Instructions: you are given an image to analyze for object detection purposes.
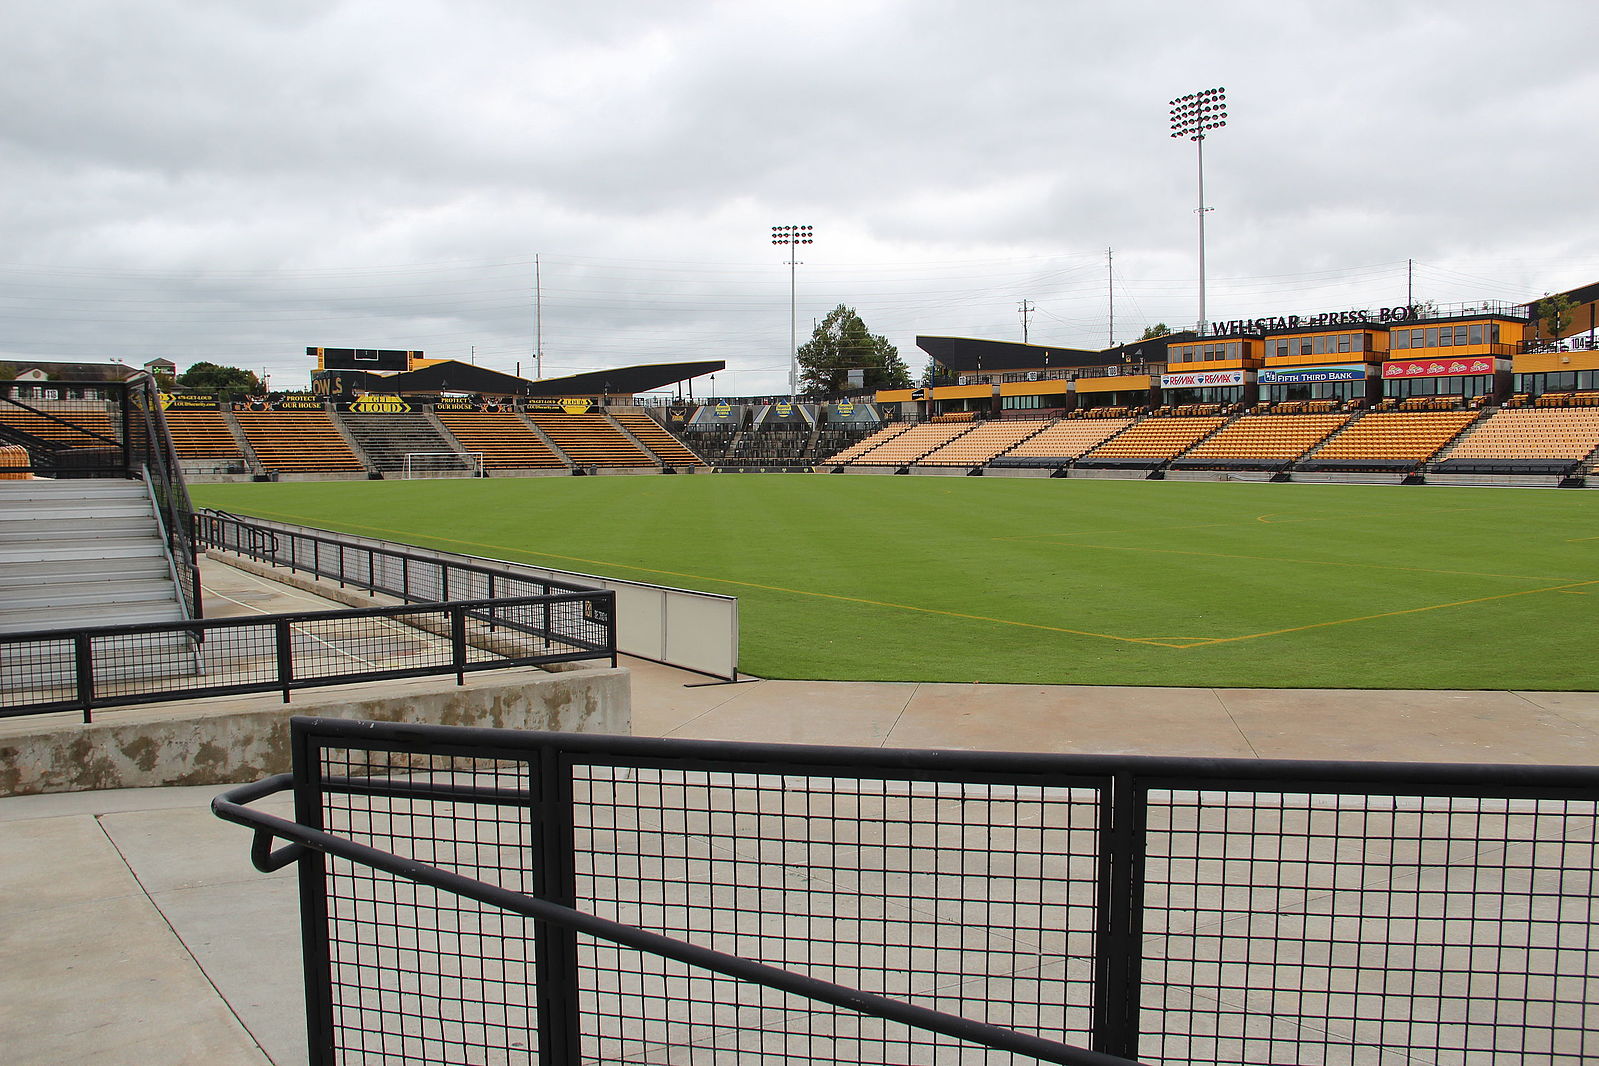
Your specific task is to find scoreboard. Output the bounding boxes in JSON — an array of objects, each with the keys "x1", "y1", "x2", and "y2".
[{"x1": 307, "y1": 348, "x2": 419, "y2": 372}]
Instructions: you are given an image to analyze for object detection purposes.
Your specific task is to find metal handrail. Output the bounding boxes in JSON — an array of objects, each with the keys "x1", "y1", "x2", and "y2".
[
  {"x1": 0, "y1": 588, "x2": 616, "y2": 721},
  {"x1": 214, "y1": 717, "x2": 1599, "y2": 1066},
  {"x1": 214, "y1": 772, "x2": 1142, "y2": 1066}
]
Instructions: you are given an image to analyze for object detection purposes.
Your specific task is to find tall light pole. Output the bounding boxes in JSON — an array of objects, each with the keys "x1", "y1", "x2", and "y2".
[
  {"x1": 771, "y1": 225, "x2": 813, "y2": 400},
  {"x1": 1170, "y1": 87, "x2": 1226, "y2": 335}
]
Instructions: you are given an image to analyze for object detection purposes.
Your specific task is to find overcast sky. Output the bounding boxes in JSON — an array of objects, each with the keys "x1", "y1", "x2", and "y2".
[{"x1": 3, "y1": 0, "x2": 1596, "y2": 395}]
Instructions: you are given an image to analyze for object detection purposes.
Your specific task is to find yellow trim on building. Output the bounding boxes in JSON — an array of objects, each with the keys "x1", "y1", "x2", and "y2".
[{"x1": 1076, "y1": 375, "x2": 1150, "y2": 393}]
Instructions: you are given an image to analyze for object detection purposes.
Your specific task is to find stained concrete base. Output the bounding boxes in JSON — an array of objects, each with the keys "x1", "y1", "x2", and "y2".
[{"x1": 0, "y1": 666, "x2": 628, "y2": 796}]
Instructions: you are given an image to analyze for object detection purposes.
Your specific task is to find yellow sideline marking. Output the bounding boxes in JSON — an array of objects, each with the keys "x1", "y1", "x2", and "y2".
[
  {"x1": 1035, "y1": 542, "x2": 1576, "y2": 584},
  {"x1": 238, "y1": 512, "x2": 1179, "y2": 647},
  {"x1": 234, "y1": 510, "x2": 1596, "y2": 653},
  {"x1": 1174, "y1": 579, "x2": 1599, "y2": 649}
]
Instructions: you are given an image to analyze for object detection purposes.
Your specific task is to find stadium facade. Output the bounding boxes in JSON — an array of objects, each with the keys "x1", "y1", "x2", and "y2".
[{"x1": 889, "y1": 282, "x2": 1599, "y2": 421}]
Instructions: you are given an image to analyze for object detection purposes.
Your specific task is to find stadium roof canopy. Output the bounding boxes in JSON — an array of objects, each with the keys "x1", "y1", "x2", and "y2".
[
  {"x1": 916, "y1": 336, "x2": 1109, "y2": 373},
  {"x1": 323, "y1": 359, "x2": 724, "y2": 397}
]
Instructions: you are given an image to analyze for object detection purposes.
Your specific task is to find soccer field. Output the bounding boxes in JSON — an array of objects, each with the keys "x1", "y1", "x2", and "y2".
[{"x1": 190, "y1": 475, "x2": 1599, "y2": 690}]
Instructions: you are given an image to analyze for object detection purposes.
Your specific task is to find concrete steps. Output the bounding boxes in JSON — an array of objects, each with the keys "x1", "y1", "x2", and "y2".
[{"x1": 0, "y1": 479, "x2": 186, "y2": 636}]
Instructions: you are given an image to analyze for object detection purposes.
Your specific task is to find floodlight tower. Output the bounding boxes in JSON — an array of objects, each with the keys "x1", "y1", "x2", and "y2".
[
  {"x1": 771, "y1": 225, "x2": 813, "y2": 400},
  {"x1": 1170, "y1": 87, "x2": 1227, "y2": 335}
]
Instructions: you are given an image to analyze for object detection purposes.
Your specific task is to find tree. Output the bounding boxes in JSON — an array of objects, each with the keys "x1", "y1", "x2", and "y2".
[
  {"x1": 796, "y1": 305, "x2": 912, "y2": 394},
  {"x1": 177, "y1": 361, "x2": 262, "y2": 394},
  {"x1": 1139, "y1": 323, "x2": 1171, "y2": 340},
  {"x1": 1537, "y1": 292, "x2": 1575, "y2": 345}
]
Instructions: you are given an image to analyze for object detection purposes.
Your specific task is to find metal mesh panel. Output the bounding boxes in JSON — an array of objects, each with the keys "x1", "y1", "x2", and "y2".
[
  {"x1": 0, "y1": 636, "x2": 77, "y2": 714},
  {"x1": 1140, "y1": 789, "x2": 1599, "y2": 1066},
  {"x1": 289, "y1": 611, "x2": 455, "y2": 679},
  {"x1": 572, "y1": 764, "x2": 1100, "y2": 1064},
  {"x1": 318, "y1": 746, "x2": 541, "y2": 1065},
  {"x1": 222, "y1": 724, "x2": 1599, "y2": 1066}
]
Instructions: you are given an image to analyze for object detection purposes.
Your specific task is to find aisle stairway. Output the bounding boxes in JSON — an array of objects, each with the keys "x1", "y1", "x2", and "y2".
[{"x1": 0, "y1": 479, "x2": 187, "y2": 634}]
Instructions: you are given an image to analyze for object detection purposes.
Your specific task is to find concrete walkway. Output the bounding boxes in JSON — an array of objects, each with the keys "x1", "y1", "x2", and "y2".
[{"x1": 6, "y1": 559, "x2": 1599, "y2": 1064}]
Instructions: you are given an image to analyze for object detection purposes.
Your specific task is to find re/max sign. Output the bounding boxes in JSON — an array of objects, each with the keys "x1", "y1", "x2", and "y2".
[{"x1": 1209, "y1": 305, "x2": 1422, "y2": 336}]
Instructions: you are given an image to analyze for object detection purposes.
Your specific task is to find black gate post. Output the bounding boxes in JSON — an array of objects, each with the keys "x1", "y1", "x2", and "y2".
[
  {"x1": 532, "y1": 745, "x2": 583, "y2": 1065},
  {"x1": 291, "y1": 725, "x2": 339, "y2": 1065},
  {"x1": 1092, "y1": 770, "x2": 1147, "y2": 1061}
]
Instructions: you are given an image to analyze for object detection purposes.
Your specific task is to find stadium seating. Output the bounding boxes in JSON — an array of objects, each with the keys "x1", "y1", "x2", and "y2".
[
  {"x1": 342, "y1": 412, "x2": 469, "y2": 475},
  {"x1": 842, "y1": 422, "x2": 971, "y2": 466},
  {"x1": 823, "y1": 424, "x2": 911, "y2": 464},
  {"x1": 917, "y1": 419, "x2": 1050, "y2": 466},
  {"x1": 1300, "y1": 410, "x2": 1478, "y2": 470},
  {"x1": 993, "y1": 418, "x2": 1134, "y2": 466},
  {"x1": 527, "y1": 412, "x2": 655, "y2": 467},
  {"x1": 0, "y1": 443, "x2": 29, "y2": 478},
  {"x1": 232, "y1": 410, "x2": 366, "y2": 474},
  {"x1": 1173, "y1": 414, "x2": 1350, "y2": 470},
  {"x1": 1431, "y1": 407, "x2": 1599, "y2": 475},
  {"x1": 725, "y1": 425, "x2": 810, "y2": 465},
  {"x1": 434, "y1": 411, "x2": 566, "y2": 470},
  {"x1": 161, "y1": 410, "x2": 244, "y2": 461},
  {"x1": 1078, "y1": 416, "x2": 1226, "y2": 467},
  {"x1": 0, "y1": 405, "x2": 119, "y2": 450},
  {"x1": 609, "y1": 411, "x2": 706, "y2": 467}
]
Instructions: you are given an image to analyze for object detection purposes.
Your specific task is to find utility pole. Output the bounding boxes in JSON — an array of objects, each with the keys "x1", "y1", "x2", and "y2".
[
  {"x1": 1018, "y1": 300, "x2": 1036, "y2": 344},
  {"x1": 1407, "y1": 258, "x2": 1414, "y2": 309},
  {"x1": 1107, "y1": 248, "x2": 1115, "y2": 347},
  {"x1": 534, "y1": 255, "x2": 543, "y2": 380}
]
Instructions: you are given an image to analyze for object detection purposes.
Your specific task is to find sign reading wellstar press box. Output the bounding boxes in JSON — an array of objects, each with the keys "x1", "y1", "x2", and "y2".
[
  {"x1": 1381, "y1": 358, "x2": 1495, "y2": 379},
  {"x1": 1160, "y1": 369, "x2": 1246, "y2": 389}
]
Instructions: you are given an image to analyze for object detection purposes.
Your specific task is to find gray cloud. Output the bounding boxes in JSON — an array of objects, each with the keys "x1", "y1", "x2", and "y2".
[{"x1": 2, "y1": 0, "x2": 1595, "y2": 390}]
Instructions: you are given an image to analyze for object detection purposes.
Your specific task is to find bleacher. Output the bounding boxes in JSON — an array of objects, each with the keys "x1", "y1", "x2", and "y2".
[
  {"x1": 0, "y1": 404, "x2": 120, "y2": 451},
  {"x1": 918, "y1": 419, "x2": 1051, "y2": 467},
  {"x1": 1299, "y1": 411, "x2": 1479, "y2": 472},
  {"x1": 839, "y1": 422, "x2": 971, "y2": 466},
  {"x1": 1077, "y1": 416, "x2": 1227, "y2": 469},
  {"x1": 1172, "y1": 414, "x2": 1350, "y2": 471},
  {"x1": 810, "y1": 423, "x2": 881, "y2": 463},
  {"x1": 609, "y1": 411, "x2": 706, "y2": 467},
  {"x1": 161, "y1": 410, "x2": 243, "y2": 461},
  {"x1": 988, "y1": 418, "x2": 1135, "y2": 469},
  {"x1": 725, "y1": 425, "x2": 811, "y2": 466},
  {"x1": 1431, "y1": 407, "x2": 1599, "y2": 477},
  {"x1": 526, "y1": 412, "x2": 655, "y2": 468},
  {"x1": 144, "y1": 394, "x2": 1599, "y2": 486},
  {"x1": 433, "y1": 411, "x2": 566, "y2": 471},
  {"x1": 822, "y1": 424, "x2": 911, "y2": 465},
  {"x1": 232, "y1": 410, "x2": 366, "y2": 474}
]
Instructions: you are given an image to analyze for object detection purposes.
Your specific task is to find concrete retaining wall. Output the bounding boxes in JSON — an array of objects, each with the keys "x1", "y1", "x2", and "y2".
[{"x1": 0, "y1": 666, "x2": 629, "y2": 796}]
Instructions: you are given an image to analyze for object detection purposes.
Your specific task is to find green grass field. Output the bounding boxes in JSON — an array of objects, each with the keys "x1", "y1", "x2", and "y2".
[{"x1": 190, "y1": 475, "x2": 1599, "y2": 690}]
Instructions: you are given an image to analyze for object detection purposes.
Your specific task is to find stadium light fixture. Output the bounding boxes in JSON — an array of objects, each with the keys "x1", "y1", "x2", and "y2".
[
  {"x1": 1169, "y1": 87, "x2": 1227, "y2": 335},
  {"x1": 771, "y1": 225, "x2": 814, "y2": 401}
]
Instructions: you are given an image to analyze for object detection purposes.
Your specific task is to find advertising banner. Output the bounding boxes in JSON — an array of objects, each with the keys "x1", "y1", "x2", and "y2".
[
  {"x1": 1382, "y1": 358, "x2": 1494, "y2": 379},
  {"x1": 1160, "y1": 369, "x2": 1246, "y2": 389},
  {"x1": 1258, "y1": 365, "x2": 1366, "y2": 384},
  {"x1": 241, "y1": 392, "x2": 322, "y2": 411},
  {"x1": 160, "y1": 391, "x2": 221, "y2": 410},
  {"x1": 525, "y1": 397, "x2": 594, "y2": 414},
  {"x1": 349, "y1": 394, "x2": 411, "y2": 413}
]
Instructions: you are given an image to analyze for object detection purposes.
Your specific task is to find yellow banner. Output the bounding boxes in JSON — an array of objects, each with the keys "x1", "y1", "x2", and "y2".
[{"x1": 350, "y1": 394, "x2": 412, "y2": 413}]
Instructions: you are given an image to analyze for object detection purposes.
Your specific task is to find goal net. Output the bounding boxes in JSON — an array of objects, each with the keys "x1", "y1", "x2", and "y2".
[{"x1": 402, "y1": 452, "x2": 485, "y2": 479}]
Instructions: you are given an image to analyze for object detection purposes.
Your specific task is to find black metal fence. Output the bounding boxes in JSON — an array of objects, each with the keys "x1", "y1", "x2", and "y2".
[
  {"x1": 1, "y1": 375, "x2": 201, "y2": 619},
  {"x1": 0, "y1": 587, "x2": 615, "y2": 721},
  {"x1": 216, "y1": 717, "x2": 1599, "y2": 1066},
  {"x1": 195, "y1": 509, "x2": 599, "y2": 609}
]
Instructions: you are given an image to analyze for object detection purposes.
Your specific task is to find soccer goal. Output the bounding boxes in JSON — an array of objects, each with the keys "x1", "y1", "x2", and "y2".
[{"x1": 402, "y1": 452, "x2": 486, "y2": 479}]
